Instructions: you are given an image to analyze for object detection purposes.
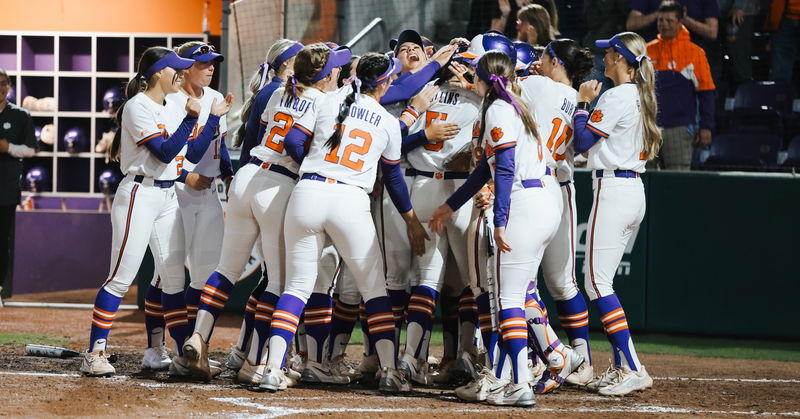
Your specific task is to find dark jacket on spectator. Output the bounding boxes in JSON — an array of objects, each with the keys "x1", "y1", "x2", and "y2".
[{"x1": 583, "y1": 0, "x2": 630, "y2": 53}]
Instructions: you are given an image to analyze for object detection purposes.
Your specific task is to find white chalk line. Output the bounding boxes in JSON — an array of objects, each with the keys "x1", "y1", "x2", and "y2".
[{"x1": 655, "y1": 376, "x2": 800, "y2": 384}]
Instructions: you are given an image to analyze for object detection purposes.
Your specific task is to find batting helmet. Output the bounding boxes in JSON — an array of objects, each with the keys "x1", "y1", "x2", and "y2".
[
  {"x1": 98, "y1": 169, "x2": 120, "y2": 193},
  {"x1": 461, "y1": 31, "x2": 516, "y2": 62},
  {"x1": 25, "y1": 166, "x2": 50, "y2": 193},
  {"x1": 102, "y1": 86, "x2": 124, "y2": 114},
  {"x1": 513, "y1": 42, "x2": 539, "y2": 76},
  {"x1": 63, "y1": 127, "x2": 86, "y2": 153}
]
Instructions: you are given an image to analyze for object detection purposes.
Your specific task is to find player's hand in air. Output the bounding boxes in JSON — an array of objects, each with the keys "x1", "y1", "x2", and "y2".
[
  {"x1": 430, "y1": 44, "x2": 457, "y2": 67},
  {"x1": 211, "y1": 93, "x2": 234, "y2": 116},
  {"x1": 402, "y1": 210, "x2": 430, "y2": 256},
  {"x1": 408, "y1": 85, "x2": 440, "y2": 114},
  {"x1": 185, "y1": 173, "x2": 213, "y2": 191},
  {"x1": 185, "y1": 98, "x2": 202, "y2": 118},
  {"x1": 529, "y1": 60, "x2": 543, "y2": 75},
  {"x1": 494, "y1": 226, "x2": 512, "y2": 252},
  {"x1": 578, "y1": 80, "x2": 602, "y2": 103},
  {"x1": 428, "y1": 204, "x2": 454, "y2": 233}
]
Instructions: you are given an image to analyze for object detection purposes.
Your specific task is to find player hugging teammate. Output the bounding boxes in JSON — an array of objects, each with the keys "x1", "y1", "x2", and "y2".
[{"x1": 80, "y1": 27, "x2": 660, "y2": 406}]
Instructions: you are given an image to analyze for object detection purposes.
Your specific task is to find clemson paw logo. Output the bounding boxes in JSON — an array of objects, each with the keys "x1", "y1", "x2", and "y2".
[
  {"x1": 590, "y1": 110, "x2": 604, "y2": 123},
  {"x1": 490, "y1": 127, "x2": 504, "y2": 142}
]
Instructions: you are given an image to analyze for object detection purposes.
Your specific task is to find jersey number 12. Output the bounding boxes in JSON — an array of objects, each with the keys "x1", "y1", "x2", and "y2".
[{"x1": 324, "y1": 124, "x2": 372, "y2": 171}]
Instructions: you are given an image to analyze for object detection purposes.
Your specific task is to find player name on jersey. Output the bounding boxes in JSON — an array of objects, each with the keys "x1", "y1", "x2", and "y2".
[
  {"x1": 278, "y1": 94, "x2": 312, "y2": 113},
  {"x1": 433, "y1": 90, "x2": 461, "y2": 106},
  {"x1": 338, "y1": 103, "x2": 382, "y2": 127}
]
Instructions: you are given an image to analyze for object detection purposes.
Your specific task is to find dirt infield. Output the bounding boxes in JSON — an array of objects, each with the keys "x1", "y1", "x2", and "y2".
[{"x1": 1, "y1": 303, "x2": 799, "y2": 418}]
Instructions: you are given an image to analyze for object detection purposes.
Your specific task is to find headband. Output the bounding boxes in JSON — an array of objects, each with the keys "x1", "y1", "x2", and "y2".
[
  {"x1": 475, "y1": 65, "x2": 523, "y2": 116},
  {"x1": 142, "y1": 51, "x2": 195, "y2": 80},
  {"x1": 363, "y1": 57, "x2": 402, "y2": 88},
  {"x1": 259, "y1": 42, "x2": 303, "y2": 89},
  {"x1": 596, "y1": 35, "x2": 649, "y2": 68},
  {"x1": 546, "y1": 43, "x2": 564, "y2": 66}
]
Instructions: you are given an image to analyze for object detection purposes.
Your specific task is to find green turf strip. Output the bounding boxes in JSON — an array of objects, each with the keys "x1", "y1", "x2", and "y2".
[{"x1": 0, "y1": 333, "x2": 69, "y2": 347}]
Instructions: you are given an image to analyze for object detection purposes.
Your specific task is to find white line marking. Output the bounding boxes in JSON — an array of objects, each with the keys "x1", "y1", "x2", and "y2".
[
  {"x1": 655, "y1": 376, "x2": 800, "y2": 384},
  {"x1": 0, "y1": 371, "x2": 82, "y2": 378}
]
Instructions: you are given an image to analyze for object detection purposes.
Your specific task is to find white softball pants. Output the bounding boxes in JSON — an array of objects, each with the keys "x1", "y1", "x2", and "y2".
[
  {"x1": 540, "y1": 180, "x2": 580, "y2": 301},
  {"x1": 375, "y1": 174, "x2": 416, "y2": 292},
  {"x1": 175, "y1": 182, "x2": 224, "y2": 290}
]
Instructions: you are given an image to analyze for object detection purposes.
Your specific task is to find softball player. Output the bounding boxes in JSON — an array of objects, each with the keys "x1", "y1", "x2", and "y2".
[
  {"x1": 80, "y1": 47, "x2": 198, "y2": 377},
  {"x1": 518, "y1": 39, "x2": 597, "y2": 388},
  {"x1": 572, "y1": 32, "x2": 660, "y2": 396},
  {"x1": 181, "y1": 43, "x2": 351, "y2": 381},
  {"x1": 429, "y1": 51, "x2": 578, "y2": 406},
  {"x1": 259, "y1": 53, "x2": 428, "y2": 394}
]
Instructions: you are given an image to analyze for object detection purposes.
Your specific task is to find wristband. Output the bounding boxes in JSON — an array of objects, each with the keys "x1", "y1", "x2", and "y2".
[{"x1": 577, "y1": 101, "x2": 590, "y2": 111}]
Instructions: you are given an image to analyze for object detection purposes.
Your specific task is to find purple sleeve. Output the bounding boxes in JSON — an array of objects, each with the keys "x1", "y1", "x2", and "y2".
[
  {"x1": 144, "y1": 115, "x2": 196, "y2": 164},
  {"x1": 399, "y1": 120, "x2": 408, "y2": 137},
  {"x1": 491, "y1": 146, "x2": 514, "y2": 228},
  {"x1": 242, "y1": 80, "x2": 282, "y2": 166},
  {"x1": 380, "y1": 61, "x2": 442, "y2": 105},
  {"x1": 285, "y1": 125, "x2": 311, "y2": 165},
  {"x1": 402, "y1": 129, "x2": 429, "y2": 154},
  {"x1": 698, "y1": 90, "x2": 716, "y2": 132},
  {"x1": 445, "y1": 157, "x2": 492, "y2": 210},
  {"x1": 186, "y1": 114, "x2": 221, "y2": 163},
  {"x1": 380, "y1": 161, "x2": 413, "y2": 213},
  {"x1": 573, "y1": 109, "x2": 603, "y2": 154},
  {"x1": 218, "y1": 135, "x2": 234, "y2": 178}
]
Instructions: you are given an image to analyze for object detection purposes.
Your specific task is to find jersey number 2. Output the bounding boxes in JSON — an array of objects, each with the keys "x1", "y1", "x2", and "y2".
[
  {"x1": 324, "y1": 124, "x2": 372, "y2": 171},
  {"x1": 546, "y1": 118, "x2": 573, "y2": 161},
  {"x1": 264, "y1": 112, "x2": 293, "y2": 153}
]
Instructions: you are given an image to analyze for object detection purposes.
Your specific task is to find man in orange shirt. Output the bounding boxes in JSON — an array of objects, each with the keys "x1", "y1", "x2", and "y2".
[
  {"x1": 646, "y1": 1, "x2": 716, "y2": 170},
  {"x1": 766, "y1": 0, "x2": 800, "y2": 85}
]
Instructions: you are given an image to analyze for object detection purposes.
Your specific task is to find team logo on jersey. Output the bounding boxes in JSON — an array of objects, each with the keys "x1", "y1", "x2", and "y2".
[
  {"x1": 490, "y1": 127, "x2": 504, "y2": 142},
  {"x1": 2, "y1": 122, "x2": 10, "y2": 130},
  {"x1": 590, "y1": 110, "x2": 604, "y2": 123}
]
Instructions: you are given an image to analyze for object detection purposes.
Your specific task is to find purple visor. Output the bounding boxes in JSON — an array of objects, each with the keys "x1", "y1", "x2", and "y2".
[
  {"x1": 596, "y1": 35, "x2": 639, "y2": 66},
  {"x1": 364, "y1": 57, "x2": 402, "y2": 87},
  {"x1": 310, "y1": 44, "x2": 353, "y2": 83},
  {"x1": 181, "y1": 43, "x2": 224, "y2": 63},
  {"x1": 143, "y1": 51, "x2": 195, "y2": 80}
]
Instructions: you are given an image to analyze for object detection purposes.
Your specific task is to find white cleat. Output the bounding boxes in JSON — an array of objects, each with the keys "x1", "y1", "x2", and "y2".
[
  {"x1": 141, "y1": 345, "x2": 171, "y2": 370},
  {"x1": 329, "y1": 354, "x2": 361, "y2": 381},
  {"x1": 598, "y1": 365, "x2": 653, "y2": 396},
  {"x1": 398, "y1": 352, "x2": 434, "y2": 386},
  {"x1": 486, "y1": 381, "x2": 536, "y2": 407},
  {"x1": 301, "y1": 360, "x2": 351, "y2": 384},
  {"x1": 455, "y1": 367, "x2": 509, "y2": 402},
  {"x1": 283, "y1": 367, "x2": 300, "y2": 387},
  {"x1": 237, "y1": 360, "x2": 266, "y2": 386},
  {"x1": 259, "y1": 367, "x2": 288, "y2": 392},
  {"x1": 535, "y1": 346, "x2": 585, "y2": 394},
  {"x1": 181, "y1": 332, "x2": 211, "y2": 379},
  {"x1": 80, "y1": 350, "x2": 115, "y2": 377},
  {"x1": 226, "y1": 346, "x2": 247, "y2": 371},
  {"x1": 378, "y1": 366, "x2": 413, "y2": 393},
  {"x1": 565, "y1": 361, "x2": 594, "y2": 386},
  {"x1": 587, "y1": 364, "x2": 622, "y2": 391},
  {"x1": 169, "y1": 355, "x2": 222, "y2": 379}
]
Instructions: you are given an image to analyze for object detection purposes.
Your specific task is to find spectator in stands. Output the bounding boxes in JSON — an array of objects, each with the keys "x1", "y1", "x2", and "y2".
[
  {"x1": 530, "y1": 0, "x2": 560, "y2": 36},
  {"x1": 766, "y1": 0, "x2": 800, "y2": 85},
  {"x1": 647, "y1": 1, "x2": 716, "y2": 170},
  {"x1": 516, "y1": 3, "x2": 555, "y2": 46},
  {"x1": 627, "y1": 0, "x2": 720, "y2": 48},
  {"x1": 0, "y1": 69, "x2": 36, "y2": 305},
  {"x1": 583, "y1": 0, "x2": 630, "y2": 100},
  {"x1": 718, "y1": 0, "x2": 760, "y2": 91},
  {"x1": 467, "y1": 0, "x2": 533, "y2": 39}
]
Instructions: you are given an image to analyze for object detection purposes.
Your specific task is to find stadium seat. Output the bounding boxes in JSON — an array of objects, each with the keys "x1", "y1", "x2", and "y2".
[
  {"x1": 699, "y1": 133, "x2": 782, "y2": 171},
  {"x1": 733, "y1": 81, "x2": 794, "y2": 115}
]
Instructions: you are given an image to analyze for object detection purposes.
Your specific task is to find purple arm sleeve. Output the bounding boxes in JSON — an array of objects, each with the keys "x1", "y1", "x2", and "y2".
[
  {"x1": 402, "y1": 129, "x2": 429, "y2": 154},
  {"x1": 445, "y1": 157, "x2": 492, "y2": 211},
  {"x1": 573, "y1": 109, "x2": 603, "y2": 154},
  {"x1": 380, "y1": 61, "x2": 442, "y2": 105},
  {"x1": 491, "y1": 146, "x2": 514, "y2": 228},
  {"x1": 399, "y1": 120, "x2": 408, "y2": 137},
  {"x1": 380, "y1": 161, "x2": 413, "y2": 213},
  {"x1": 698, "y1": 90, "x2": 716, "y2": 132},
  {"x1": 218, "y1": 136, "x2": 234, "y2": 178},
  {"x1": 285, "y1": 125, "x2": 311, "y2": 164},
  {"x1": 144, "y1": 115, "x2": 196, "y2": 164},
  {"x1": 186, "y1": 114, "x2": 221, "y2": 163}
]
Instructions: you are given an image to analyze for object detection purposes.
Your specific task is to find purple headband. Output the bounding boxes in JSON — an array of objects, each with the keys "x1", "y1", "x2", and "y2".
[
  {"x1": 258, "y1": 42, "x2": 303, "y2": 90},
  {"x1": 288, "y1": 76, "x2": 298, "y2": 97},
  {"x1": 363, "y1": 57, "x2": 402, "y2": 88},
  {"x1": 475, "y1": 65, "x2": 523, "y2": 115},
  {"x1": 546, "y1": 43, "x2": 564, "y2": 66}
]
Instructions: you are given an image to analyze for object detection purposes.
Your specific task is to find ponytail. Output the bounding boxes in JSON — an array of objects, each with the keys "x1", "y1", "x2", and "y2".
[{"x1": 324, "y1": 86, "x2": 357, "y2": 150}]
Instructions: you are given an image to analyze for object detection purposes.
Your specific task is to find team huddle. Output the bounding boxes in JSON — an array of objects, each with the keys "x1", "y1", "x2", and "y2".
[{"x1": 79, "y1": 27, "x2": 662, "y2": 407}]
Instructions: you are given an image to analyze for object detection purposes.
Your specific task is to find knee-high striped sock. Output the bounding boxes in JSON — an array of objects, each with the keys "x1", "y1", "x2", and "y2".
[
  {"x1": 475, "y1": 292, "x2": 494, "y2": 361},
  {"x1": 303, "y1": 293, "x2": 333, "y2": 364},
  {"x1": 162, "y1": 291, "x2": 190, "y2": 356},
  {"x1": 266, "y1": 294, "x2": 305, "y2": 369},
  {"x1": 556, "y1": 293, "x2": 591, "y2": 365},
  {"x1": 236, "y1": 278, "x2": 269, "y2": 354},
  {"x1": 247, "y1": 290, "x2": 278, "y2": 365},
  {"x1": 441, "y1": 294, "x2": 460, "y2": 360},
  {"x1": 525, "y1": 293, "x2": 567, "y2": 367},
  {"x1": 89, "y1": 288, "x2": 122, "y2": 352},
  {"x1": 499, "y1": 308, "x2": 531, "y2": 384},
  {"x1": 195, "y1": 272, "x2": 234, "y2": 342},
  {"x1": 364, "y1": 295, "x2": 396, "y2": 370},
  {"x1": 387, "y1": 289, "x2": 409, "y2": 351},
  {"x1": 329, "y1": 297, "x2": 359, "y2": 360},
  {"x1": 404, "y1": 285, "x2": 438, "y2": 360},
  {"x1": 184, "y1": 286, "x2": 202, "y2": 331},
  {"x1": 458, "y1": 287, "x2": 479, "y2": 356},
  {"x1": 359, "y1": 301, "x2": 373, "y2": 357},
  {"x1": 595, "y1": 293, "x2": 641, "y2": 371},
  {"x1": 143, "y1": 284, "x2": 164, "y2": 349}
]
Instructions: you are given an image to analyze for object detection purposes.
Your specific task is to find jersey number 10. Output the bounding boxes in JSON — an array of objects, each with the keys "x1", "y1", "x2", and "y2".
[{"x1": 547, "y1": 117, "x2": 573, "y2": 161}]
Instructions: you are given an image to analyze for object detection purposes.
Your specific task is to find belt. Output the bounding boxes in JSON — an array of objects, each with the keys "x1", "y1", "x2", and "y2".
[
  {"x1": 133, "y1": 175, "x2": 176, "y2": 188},
  {"x1": 521, "y1": 179, "x2": 544, "y2": 188},
  {"x1": 559, "y1": 180, "x2": 572, "y2": 186},
  {"x1": 408, "y1": 168, "x2": 469, "y2": 180},
  {"x1": 594, "y1": 169, "x2": 640, "y2": 179},
  {"x1": 302, "y1": 173, "x2": 347, "y2": 185},
  {"x1": 250, "y1": 157, "x2": 298, "y2": 180}
]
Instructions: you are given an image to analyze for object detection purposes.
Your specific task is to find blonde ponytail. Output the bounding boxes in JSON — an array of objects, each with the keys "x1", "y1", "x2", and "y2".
[{"x1": 617, "y1": 32, "x2": 661, "y2": 160}]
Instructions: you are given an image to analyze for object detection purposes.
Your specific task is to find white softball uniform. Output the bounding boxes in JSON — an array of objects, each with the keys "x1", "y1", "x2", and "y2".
[
  {"x1": 520, "y1": 75, "x2": 581, "y2": 301},
  {"x1": 465, "y1": 122, "x2": 494, "y2": 295},
  {"x1": 584, "y1": 83, "x2": 647, "y2": 301},
  {"x1": 284, "y1": 93, "x2": 403, "y2": 304},
  {"x1": 407, "y1": 84, "x2": 481, "y2": 293},
  {"x1": 103, "y1": 93, "x2": 187, "y2": 297},
  {"x1": 164, "y1": 88, "x2": 228, "y2": 290}
]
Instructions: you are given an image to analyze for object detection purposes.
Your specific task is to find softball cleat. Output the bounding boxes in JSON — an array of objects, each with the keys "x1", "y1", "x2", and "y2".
[
  {"x1": 454, "y1": 367, "x2": 509, "y2": 402},
  {"x1": 535, "y1": 346, "x2": 585, "y2": 394},
  {"x1": 237, "y1": 360, "x2": 265, "y2": 386},
  {"x1": 398, "y1": 352, "x2": 434, "y2": 386},
  {"x1": 587, "y1": 365, "x2": 622, "y2": 391},
  {"x1": 565, "y1": 361, "x2": 594, "y2": 386},
  {"x1": 486, "y1": 381, "x2": 536, "y2": 407},
  {"x1": 80, "y1": 350, "x2": 115, "y2": 377},
  {"x1": 378, "y1": 367, "x2": 413, "y2": 393},
  {"x1": 356, "y1": 353, "x2": 380, "y2": 382},
  {"x1": 329, "y1": 354, "x2": 361, "y2": 381},
  {"x1": 258, "y1": 367, "x2": 288, "y2": 392},
  {"x1": 301, "y1": 360, "x2": 351, "y2": 385},
  {"x1": 141, "y1": 345, "x2": 171, "y2": 370},
  {"x1": 598, "y1": 365, "x2": 653, "y2": 396},
  {"x1": 225, "y1": 346, "x2": 246, "y2": 371},
  {"x1": 182, "y1": 332, "x2": 211, "y2": 379},
  {"x1": 169, "y1": 355, "x2": 221, "y2": 379}
]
